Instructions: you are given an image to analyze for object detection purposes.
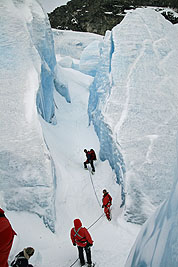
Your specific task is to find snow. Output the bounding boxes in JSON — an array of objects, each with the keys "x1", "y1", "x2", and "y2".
[{"x1": 1, "y1": 1, "x2": 178, "y2": 267}]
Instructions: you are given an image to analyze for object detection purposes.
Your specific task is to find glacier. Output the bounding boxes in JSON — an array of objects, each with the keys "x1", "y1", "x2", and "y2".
[
  {"x1": 87, "y1": 8, "x2": 178, "y2": 223},
  {"x1": 1, "y1": 0, "x2": 178, "y2": 266},
  {"x1": 125, "y1": 137, "x2": 178, "y2": 267},
  {"x1": 52, "y1": 29, "x2": 103, "y2": 60},
  {"x1": 0, "y1": 0, "x2": 57, "y2": 231}
]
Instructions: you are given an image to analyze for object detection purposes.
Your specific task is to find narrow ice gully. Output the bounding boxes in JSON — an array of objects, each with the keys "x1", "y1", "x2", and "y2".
[
  {"x1": 0, "y1": 1, "x2": 139, "y2": 266},
  {"x1": 39, "y1": 64, "x2": 140, "y2": 266},
  {"x1": 7, "y1": 51, "x2": 140, "y2": 267},
  {"x1": 4, "y1": 1, "x2": 178, "y2": 266}
]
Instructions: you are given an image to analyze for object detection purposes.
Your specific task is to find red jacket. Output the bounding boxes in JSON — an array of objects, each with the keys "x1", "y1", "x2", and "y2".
[
  {"x1": 102, "y1": 193, "x2": 112, "y2": 207},
  {"x1": 70, "y1": 219, "x2": 93, "y2": 247},
  {"x1": 0, "y1": 209, "x2": 16, "y2": 267}
]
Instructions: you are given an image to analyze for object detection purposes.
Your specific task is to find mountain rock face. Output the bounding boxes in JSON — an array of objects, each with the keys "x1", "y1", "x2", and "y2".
[{"x1": 48, "y1": 0, "x2": 178, "y2": 35}]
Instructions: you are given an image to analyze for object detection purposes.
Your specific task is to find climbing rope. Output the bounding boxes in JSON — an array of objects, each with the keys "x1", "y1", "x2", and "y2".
[
  {"x1": 88, "y1": 170, "x2": 101, "y2": 208},
  {"x1": 69, "y1": 258, "x2": 79, "y2": 267},
  {"x1": 87, "y1": 213, "x2": 105, "y2": 230}
]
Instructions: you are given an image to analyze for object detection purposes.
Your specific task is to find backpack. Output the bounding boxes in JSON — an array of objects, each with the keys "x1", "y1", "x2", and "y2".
[{"x1": 90, "y1": 149, "x2": 96, "y2": 160}]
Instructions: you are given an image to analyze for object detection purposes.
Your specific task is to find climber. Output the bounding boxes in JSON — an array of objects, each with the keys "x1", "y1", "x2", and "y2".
[
  {"x1": 83, "y1": 149, "x2": 96, "y2": 173},
  {"x1": 0, "y1": 208, "x2": 17, "y2": 267},
  {"x1": 70, "y1": 218, "x2": 93, "y2": 267},
  {"x1": 11, "y1": 247, "x2": 35, "y2": 267},
  {"x1": 102, "y1": 189, "x2": 112, "y2": 221}
]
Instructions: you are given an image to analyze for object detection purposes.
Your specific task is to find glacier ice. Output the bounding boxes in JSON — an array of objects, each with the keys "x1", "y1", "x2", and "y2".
[
  {"x1": 125, "y1": 136, "x2": 178, "y2": 267},
  {"x1": 53, "y1": 29, "x2": 103, "y2": 103},
  {"x1": 52, "y1": 29, "x2": 103, "y2": 60},
  {"x1": 27, "y1": 1, "x2": 57, "y2": 123},
  {"x1": 88, "y1": 30, "x2": 126, "y2": 206},
  {"x1": 88, "y1": 8, "x2": 178, "y2": 222},
  {"x1": 79, "y1": 40, "x2": 103, "y2": 76},
  {"x1": 0, "y1": 0, "x2": 57, "y2": 231}
]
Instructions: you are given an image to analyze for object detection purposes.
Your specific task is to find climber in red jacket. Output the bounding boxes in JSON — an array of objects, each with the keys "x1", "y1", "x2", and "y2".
[
  {"x1": 0, "y1": 208, "x2": 17, "y2": 267},
  {"x1": 70, "y1": 219, "x2": 93, "y2": 267},
  {"x1": 102, "y1": 189, "x2": 112, "y2": 221}
]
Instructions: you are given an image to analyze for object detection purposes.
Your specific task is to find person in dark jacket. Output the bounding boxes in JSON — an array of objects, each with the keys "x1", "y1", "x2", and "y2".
[
  {"x1": 11, "y1": 247, "x2": 34, "y2": 267},
  {"x1": 83, "y1": 149, "x2": 95, "y2": 173},
  {"x1": 70, "y1": 219, "x2": 93, "y2": 267},
  {"x1": 0, "y1": 208, "x2": 17, "y2": 267},
  {"x1": 102, "y1": 189, "x2": 112, "y2": 221}
]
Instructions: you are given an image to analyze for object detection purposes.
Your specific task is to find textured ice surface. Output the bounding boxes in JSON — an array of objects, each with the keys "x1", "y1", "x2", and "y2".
[
  {"x1": 88, "y1": 8, "x2": 178, "y2": 223},
  {"x1": 126, "y1": 137, "x2": 178, "y2": 267},
  {"x1": 0, "y1": 0, "x2": 56, "y2": 231}
]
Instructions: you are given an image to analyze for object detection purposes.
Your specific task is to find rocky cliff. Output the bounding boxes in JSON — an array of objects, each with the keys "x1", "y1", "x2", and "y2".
[{"x1": 48, "y1": 0, "x2": 178, "y2": 35}]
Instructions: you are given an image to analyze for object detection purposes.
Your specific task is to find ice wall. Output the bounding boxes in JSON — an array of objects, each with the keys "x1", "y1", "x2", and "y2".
[
  {"x1": 125, "y1": 138, "x2": 178, "y2": 267},
  {"x1": 88, "y1": 30, "x2": 126, "y2": 206},
  {"x1": 0, "y1": 0, "x2": 56, "y2": 231},
  {"x1": 29, "y1": 0, "x2": 56, "y2": 123},
  {"x1": 79, "y1": 40, "x2": 103, "y2": 76},
  {"x1": 88, "y1": 8, "x2": 178, "y2": 222}
]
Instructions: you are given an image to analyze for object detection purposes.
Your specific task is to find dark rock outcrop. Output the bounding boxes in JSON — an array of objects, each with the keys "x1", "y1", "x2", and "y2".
[{"x1": 48, "y1": 0, "x2": 178, "y2": 35}]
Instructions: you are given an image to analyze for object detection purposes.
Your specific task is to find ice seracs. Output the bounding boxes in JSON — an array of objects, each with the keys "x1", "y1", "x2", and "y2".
[
  {"x1": 88, "y1": 8, "x2": 178, "y2": 224},
  {"x1": 0, "y1": 0, "x2": 57, "y2": 231}
]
